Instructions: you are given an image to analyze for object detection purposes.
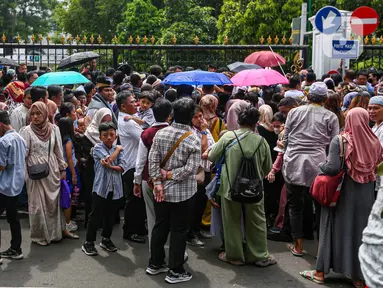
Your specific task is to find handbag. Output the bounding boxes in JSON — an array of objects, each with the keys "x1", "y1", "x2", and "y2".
[
  {"x1": 60, "y1": 180, "x2": 71, "y2": 209},
  {"x1": 147, "y1": 131, "x2": 193, "y2": 189},
  {"x1": 27, "y1": 137, "x2": 51, "y2": 180},
  {"x1": 310, "y1": 135, "x2": 346, "y2": 207}
]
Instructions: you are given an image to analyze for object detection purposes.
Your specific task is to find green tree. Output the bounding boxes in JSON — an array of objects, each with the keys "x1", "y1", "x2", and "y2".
[
  {"x1": 217, "y1": 0, "x2": 302, "y2": 44},
  {"x1": 160, "y1": 0, "x2": 217, "y2": 44},
  {"x1": 117, "y1": 0, "x2": 163, "y2": 44},
  {"x1": 0, "y1": 0, "x2": 54, "y2": 40},
  {"x1": 53, "y1": 0, "x2": 128, "y2": 41}
]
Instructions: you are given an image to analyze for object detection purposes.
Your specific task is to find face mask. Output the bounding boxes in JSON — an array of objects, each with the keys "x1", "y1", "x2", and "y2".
[{"x1": 274, "y1": 128, "x2": 281, "y2": 135}]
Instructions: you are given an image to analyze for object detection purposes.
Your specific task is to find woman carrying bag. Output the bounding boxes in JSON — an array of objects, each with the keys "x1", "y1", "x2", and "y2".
[{"x1": 300, "y1": 108, "x2": 383, "y2": 288}]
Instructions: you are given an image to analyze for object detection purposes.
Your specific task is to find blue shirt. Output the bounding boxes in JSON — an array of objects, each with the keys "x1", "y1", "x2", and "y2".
[
  {"x1": 0, "y1": 130, "x2": 26, "y2": 197},
  {"x1": 92, "y1": 143, "x2": 125, "y2": 200}
]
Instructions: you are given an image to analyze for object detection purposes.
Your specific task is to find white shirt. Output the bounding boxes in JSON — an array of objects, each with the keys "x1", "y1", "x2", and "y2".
[
  {"x1": 118, "y1": 111, "x2": 143, "y2": 173},
  {"x1": 373, "y1": 122, "x2": 383, "y2": 190},
  {"x1": 10, "y1": 105, "x2": 29, "y2": 132},
  {"x1": 285, "y1": 89, "x2": 304, "y2": 100},
  {"x1": 134, "y1": 122, "x2": 169, "y2": 184}
]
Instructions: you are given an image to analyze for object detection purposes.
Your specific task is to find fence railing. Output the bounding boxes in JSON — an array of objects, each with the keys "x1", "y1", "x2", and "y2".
[{"x1": 0, "y1": 42, "x2": 309, "y2": 74}]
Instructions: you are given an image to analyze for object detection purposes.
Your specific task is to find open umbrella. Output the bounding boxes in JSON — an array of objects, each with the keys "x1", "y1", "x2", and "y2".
[
  {"x1": 230, "y1": 69, "x2": 289, "y2": 87},
  {"x1": 244, "y1": 51, "x2": 286, "y2": 67},
  {"x1": 58, "y1": 51, "x2": 100, "y2": 70},
  {"x1": 31, "y1": 71, "x2": 90, "y2": 86},
  {"x1": 0, "y1": 57, "x2": 18, "y2": 67},
  {"x1": 227, "y1": 62, "x2": 262, "y2": 73},
  {"x1": 163, "y1": 70, "x2": 232, "y2": 86}
]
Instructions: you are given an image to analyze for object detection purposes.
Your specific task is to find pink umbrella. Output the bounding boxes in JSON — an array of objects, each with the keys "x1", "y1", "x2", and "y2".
[
  {"x1": 230, "y1": 69, "x2": 289, "y2": 87},
  {"x1": 245, "y1": 51, "x2": 286, "y2": 67}
]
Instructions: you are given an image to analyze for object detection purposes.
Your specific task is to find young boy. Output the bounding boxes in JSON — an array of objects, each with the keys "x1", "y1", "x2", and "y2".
[
  {"x1": 81, "y1": 122, "x2": 125, "y2": 256},
  {"x1": 124, "y1": 91, "x2": 155, "y2": 129}
]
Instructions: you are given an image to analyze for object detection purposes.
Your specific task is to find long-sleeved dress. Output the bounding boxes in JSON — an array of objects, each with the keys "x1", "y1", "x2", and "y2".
[
  {"x1": 21, "y1": 125, "x2": 67, "y2": 244},
  {"x1": 316, "y1": 136, "x2": 377, "y2": 281}
]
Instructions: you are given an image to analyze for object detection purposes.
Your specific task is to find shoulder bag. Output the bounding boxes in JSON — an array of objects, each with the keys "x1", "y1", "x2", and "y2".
[
  {"x1": 148, "y1": 131, "x2": 193, "y2": 188},
  {"x1": 310, "y1": 135, "x2": 346, "y2": 207},
  {"x1": 27, "y1": 136, "x2": 51, "y2": 180}
]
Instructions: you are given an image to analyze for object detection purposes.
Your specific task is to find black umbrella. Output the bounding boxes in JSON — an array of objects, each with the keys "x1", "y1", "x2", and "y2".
[
  {"x1": 227, "y1": 61, "x2": 262, "y2": 73},
  {"x1": 0, "y1": 57, "x2": 18, "y2": 67},
  {"x1": 58, "y1": 51, "x2": 100, "y2": 70}
]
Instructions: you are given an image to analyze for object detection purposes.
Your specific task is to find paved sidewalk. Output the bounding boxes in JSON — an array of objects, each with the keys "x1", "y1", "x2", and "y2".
[{"x1": 0, "y1": 218, "x2": 354, "y2": 288}]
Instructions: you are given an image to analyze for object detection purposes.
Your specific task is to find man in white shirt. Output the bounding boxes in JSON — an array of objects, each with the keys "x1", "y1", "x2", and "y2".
[
  {"x1": 10, "y1": 88, "x2": 32, "y2": 132},
  {"x1": 284, "y1": 75, "x2": 304, "y2": 100},
  {"x1": 116, "y1": 91, "x2": 146, "y2": 244}
]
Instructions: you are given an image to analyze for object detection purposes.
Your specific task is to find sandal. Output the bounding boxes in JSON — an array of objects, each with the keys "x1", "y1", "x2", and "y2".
[
  {"x1": 299, "y1": 270, "x2": 324, "y2": 284},
  {"x1": 254, "y1": 255, "x2": 277, "y2": 267},
  {"x1": 32, "y1": 240, "x2": 48, "y2": 246},
  {"x1": 289, "y1": 245, "x2": 303, "y2": 257},
  {"x1": 218, "y1": 252, "x2": 244, "y2": 266}
]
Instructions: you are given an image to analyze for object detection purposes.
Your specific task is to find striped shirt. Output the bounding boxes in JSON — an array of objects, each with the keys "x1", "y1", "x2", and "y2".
[
  {"x1": 92, "y1": 143, "x2": 125, "y2": 200},
  {"x1": 149, "y1": 123, "x2": 201, "y2": 203}
]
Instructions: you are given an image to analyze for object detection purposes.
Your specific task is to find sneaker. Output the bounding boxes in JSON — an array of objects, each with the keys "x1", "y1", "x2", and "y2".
[
  {"x1": 196, "y1": 230, "x2": 212, "y2": 239},
  {"x1": 269, "y1": 226, "x2": 281, "y2": 234},
  {"x1": 0, "y1": 248, "x2": 23, "y2": 260},
  {"x1": 146, "y1": 263, "x2": 169, "y2": 275},
  {"x1": 66, "y1": 221, "x2": 78, "y2": 232},
  {"x1": 100, "y1": 238, "x2": 117, "y2": 252},
  {"x1": 82, "y1": 242, "x2": 98, "y2": 256},
  {"x1": 187, "y1": 236, "x2": 204, "y2": 247},
  {"x1": 165, "y1": 270, "x2": 192, "y2": 284}
]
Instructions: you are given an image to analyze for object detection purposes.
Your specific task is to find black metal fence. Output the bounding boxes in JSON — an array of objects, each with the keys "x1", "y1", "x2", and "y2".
[
  {"x1": 0, "y1": 42, "x2": 309, "y2": 73},
  {"x1": 350, "y1": 45, "x2": 383, "y2": 71}
]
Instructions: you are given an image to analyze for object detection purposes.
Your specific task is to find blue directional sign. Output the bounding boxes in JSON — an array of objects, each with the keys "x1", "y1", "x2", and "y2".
[
  {"x1": 315, "y1": 6, "x2": 342, "y2": 34},
  {"x1": 332, "y1": 40, "x2": 359, "y2": 59}
]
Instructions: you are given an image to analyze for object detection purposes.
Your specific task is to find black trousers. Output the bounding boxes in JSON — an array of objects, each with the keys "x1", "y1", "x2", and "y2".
[
  {"x1": 0, "y1": 194, "x2": 22, "y2": 250},
  {"x1": 285, "y1": 183, "x2": 313, "y2": 240},
  {"x1": 86, "y1": 192, "x2": 119, "y2": 242},
  {"x1": 123, "y1": 168, "x2": 146, "y2": 236},
  {"x1": 150, "y1": 197, "x2": 194, "y2": 273},
  {"x1": 188, "y1": 183, "x2": 208, "y2": 237}
]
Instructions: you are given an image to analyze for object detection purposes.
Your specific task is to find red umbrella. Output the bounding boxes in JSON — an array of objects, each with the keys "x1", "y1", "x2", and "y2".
[{"x1": 244, "y1": 51, "x2": 286, "y2": 67}]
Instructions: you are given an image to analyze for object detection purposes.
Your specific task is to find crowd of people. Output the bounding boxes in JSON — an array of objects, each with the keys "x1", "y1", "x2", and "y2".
[{"x1": 0, "y1": 61, "x2": 383, "y2": 286}]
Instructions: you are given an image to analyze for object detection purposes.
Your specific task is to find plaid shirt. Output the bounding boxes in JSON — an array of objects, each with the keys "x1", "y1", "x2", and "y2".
[{"x1": 149, "y1": 123, "x2": 201, "y2": 203}]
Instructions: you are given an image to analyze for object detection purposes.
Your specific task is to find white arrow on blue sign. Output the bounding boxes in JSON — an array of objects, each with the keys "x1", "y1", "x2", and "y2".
[
  {"x1": 332, "y1": 40, "x2": 359, "y2": 59},
  {"x1": 315, "y1": 6, "x2": 342, "y2": 35}
]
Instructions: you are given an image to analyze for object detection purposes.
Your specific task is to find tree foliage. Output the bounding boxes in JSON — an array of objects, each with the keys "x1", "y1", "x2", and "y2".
[
  {"x1": 117, "y1": 0, "x2": 163, "y2": 44},
  {"x1": 0, "y1": 0, "x2": 54, "y2": 40}
]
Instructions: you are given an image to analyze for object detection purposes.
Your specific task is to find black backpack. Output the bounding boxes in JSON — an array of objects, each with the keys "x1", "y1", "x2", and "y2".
[{"x1": 225, "y1": 131, "x2": 264, "y2": 204}]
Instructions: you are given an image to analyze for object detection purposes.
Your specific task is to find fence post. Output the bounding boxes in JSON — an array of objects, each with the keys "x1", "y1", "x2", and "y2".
[{"x1": 112, "y1": 47, "x2": 118, "y2": 69}]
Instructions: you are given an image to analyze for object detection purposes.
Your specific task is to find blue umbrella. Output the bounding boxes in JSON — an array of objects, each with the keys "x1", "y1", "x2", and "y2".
[
  {"x1": 163, "y1": 70, "x2": 232, "y2": 86},
  {"x1": 31, "y1": 71, "x2": 90, "y2": 86}
]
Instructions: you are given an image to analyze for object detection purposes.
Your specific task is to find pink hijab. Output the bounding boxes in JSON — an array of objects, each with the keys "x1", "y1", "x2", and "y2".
[
  {"x1": 342, "y1": 107, "x2": 383, "y2": 183},
  {"x1": 226, "y1": 100, "x2": 250, "y2": 131}
]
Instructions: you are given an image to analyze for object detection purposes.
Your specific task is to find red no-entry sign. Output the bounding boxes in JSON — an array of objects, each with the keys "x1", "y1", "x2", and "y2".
[{"x1": 350, "y1": 6, "x2": 379, "y2": 36}]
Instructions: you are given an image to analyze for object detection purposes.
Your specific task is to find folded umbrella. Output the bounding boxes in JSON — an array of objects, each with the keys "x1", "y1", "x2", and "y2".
[
  {"x1": 31, "y1": 71, "x2": 90, "y2": 86},
  {"x1": 163, "y1": 70, "x2": 232, "y2": 86},
  {"x1": 58, "y1": 51, "x2": 100, "y2": 70},
  {"x1": 227, "y1": 62, "x2": 262, "y2": 73},
  {"x1": 230, "y1": 69, "x2": 289, "y2": 87},
  {"x1": 244, "y1": 51, "x2": 286, "y2": 67},
  {"x1": 0, "y1": 57, "x2": 18, "y2": 67}
]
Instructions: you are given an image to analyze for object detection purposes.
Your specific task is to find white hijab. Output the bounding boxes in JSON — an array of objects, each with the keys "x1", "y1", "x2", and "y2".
[{"x1": 84, "y1": 108, "x2": 112, "y2": 145}]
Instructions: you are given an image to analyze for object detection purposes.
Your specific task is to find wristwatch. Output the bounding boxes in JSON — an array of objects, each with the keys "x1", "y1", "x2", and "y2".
[{"x1": 201, "y1": 131, "x2": 208, "y2": 135}]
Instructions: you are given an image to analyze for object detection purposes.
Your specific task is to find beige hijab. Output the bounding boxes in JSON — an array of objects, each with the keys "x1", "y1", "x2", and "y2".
[
  {"x1": 84, "y1": 108, "x2": 112, "y2": 145},
  {"x1": 259, "y1": 104, "x2": 274, "y2": 131}
]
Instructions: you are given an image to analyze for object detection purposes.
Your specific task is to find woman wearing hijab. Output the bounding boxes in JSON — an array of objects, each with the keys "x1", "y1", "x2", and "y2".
[
  {"x1": 258, "y1": 105, "x2": 279, "y2": 225},
  {"x1": 81, "y1": 108, "x2": 112, "y2": 226},
  {"x1": 226, "y1": 100, "x2": 250, "y2": 131},
  {"x1": 199, "y1": 94, "x2": 226, "y2": 142},
  {"x1": 300, "y1": 108, "x2": 383, "y2": 288},
  {"x1": 21, "y1": 102, "x2": 78, "y2": 246}
]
